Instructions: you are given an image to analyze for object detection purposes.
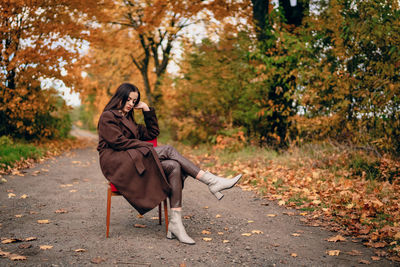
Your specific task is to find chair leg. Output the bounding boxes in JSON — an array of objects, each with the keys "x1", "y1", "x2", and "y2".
[
  {"x1": 163, "y1": 199, "x2": 169, "y2": 233},
  {"x1": 158, "y1": 203, "x2": 162, "y2": 225},
  {"x1": 106, "y1": 186, "x2": 112, "y2": 238}
]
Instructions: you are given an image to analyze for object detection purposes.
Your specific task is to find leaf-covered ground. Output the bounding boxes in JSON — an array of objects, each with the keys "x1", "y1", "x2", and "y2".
[{"x1": 177, "y1": 143, "x2": 400, "y2": 262}]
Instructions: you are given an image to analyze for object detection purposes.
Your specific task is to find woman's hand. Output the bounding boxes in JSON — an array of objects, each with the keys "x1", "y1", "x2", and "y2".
[{"x1": 134, "y1": 101, "x2": 150, "y2": 111}]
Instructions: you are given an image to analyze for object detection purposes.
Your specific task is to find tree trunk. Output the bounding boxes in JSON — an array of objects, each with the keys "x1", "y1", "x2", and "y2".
[{"x1": 251, "y1": 0, "x2": 270, "y2": 41}]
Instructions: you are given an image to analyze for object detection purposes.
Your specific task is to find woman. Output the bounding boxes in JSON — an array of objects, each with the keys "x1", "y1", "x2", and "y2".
[{"x1": 97, "y1": 83, "x2": 242, "y2": 245}]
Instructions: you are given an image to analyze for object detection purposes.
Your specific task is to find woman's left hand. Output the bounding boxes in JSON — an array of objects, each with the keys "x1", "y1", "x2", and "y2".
[{"x1": 134, "y1": 101, "x2": 150, "y2": 111}]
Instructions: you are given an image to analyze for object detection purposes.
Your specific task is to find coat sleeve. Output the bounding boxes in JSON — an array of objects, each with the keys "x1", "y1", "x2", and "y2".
[
  {"x1": 98, "y1": 111, "x2": 153, "y2": 151},
  {"x1": 137, "y1": 107, "x2": 160, "y2": 141}
]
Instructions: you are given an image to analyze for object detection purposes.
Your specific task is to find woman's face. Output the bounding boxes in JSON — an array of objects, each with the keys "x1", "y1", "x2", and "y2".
[{"x1": 122, "y1": 92, "x2": 138, "y2": 114}]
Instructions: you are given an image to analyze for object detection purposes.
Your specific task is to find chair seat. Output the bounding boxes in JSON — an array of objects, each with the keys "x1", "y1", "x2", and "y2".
[{"x1": 110, "y1": 183, "x2": 118, "y2": 192}]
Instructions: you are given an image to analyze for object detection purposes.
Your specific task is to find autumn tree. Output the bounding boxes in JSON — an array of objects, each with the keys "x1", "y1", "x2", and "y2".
[
  {"x1": 103, "y1": 0, "x2": 249, "y2": 106},
  {"x1": 297, "y1": 0, "x2": 400, "y2": 154},
  {"x1": 0, "y1": 0, "x2": 108, "y2": 139}
]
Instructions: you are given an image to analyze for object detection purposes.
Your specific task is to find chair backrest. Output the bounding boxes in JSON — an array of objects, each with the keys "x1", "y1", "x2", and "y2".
[{"x1": 110, "y1": 138, "x2": 157, "y2": 192}]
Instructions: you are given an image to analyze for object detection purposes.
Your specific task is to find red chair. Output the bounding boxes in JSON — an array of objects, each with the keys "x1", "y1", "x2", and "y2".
[{"x1": 106, "y1": 138, "x2": 169, "y2": 237}]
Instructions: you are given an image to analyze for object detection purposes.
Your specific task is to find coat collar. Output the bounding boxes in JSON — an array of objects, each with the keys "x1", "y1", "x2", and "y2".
[{"x1": 110, "y1": 110, "x2": 137, "y2": 137}]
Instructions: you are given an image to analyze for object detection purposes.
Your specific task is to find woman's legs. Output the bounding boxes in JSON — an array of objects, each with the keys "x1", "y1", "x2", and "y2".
[
  {"x1": 155, "y1": 145, "x2": 200, "y2": 178},
  {"x1": 155, "y1": 145, "x2": 242, "y2": 200},
  {"x1": 160, "y1": 159, "x2": 195, "y2": 245},
  {"x1": 160, "y1": 160, "x2": 182, "y2": 209}
]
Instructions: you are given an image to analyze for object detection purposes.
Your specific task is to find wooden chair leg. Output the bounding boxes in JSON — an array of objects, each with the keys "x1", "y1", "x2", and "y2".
[
  {"x1": 158, "y1": 203, "x2": 162, "y2": 225},
  {"x1": 106, "y1": 186, "x2": 112, "y2": 238},
  {"x1": 163, "y1": 199, "x2": 169, "y2": 233}
]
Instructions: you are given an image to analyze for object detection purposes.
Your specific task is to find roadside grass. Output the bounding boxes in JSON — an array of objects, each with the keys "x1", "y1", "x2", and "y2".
[
  {"x1": 0, "y1": 141, "x2": 44, "y2": 170},
  {"x1": 0, "y1": 135, "x2": 94, "y2": 174}
]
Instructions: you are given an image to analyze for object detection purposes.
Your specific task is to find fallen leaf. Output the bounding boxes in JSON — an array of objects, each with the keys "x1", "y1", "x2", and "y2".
[
  {"x1": 371, "y1": 256, "x2": 380, "y2": 261},
  {"x1": 150, "y1": 217, "x2": 159, "y2": 220},
  {"x1": 179, "y1": 263, "x2": 186, "y2": 267},
  {"x1": 55, "y1": 209, "x2": 68, "y2": 214},
  {"x1": 20, "y1": 194, "x2": 28, "y2": 199},
  {"x1": 39, "y1": 245, "x2": 53, "y2": 250},
  {"x1": 133, "y1": 224, "x2": 146, "y2": 228},
  {"x1": 203, "y1": 206, "x2": 209, "y2": 209},
  {"x1": 346, "y1": 250, "x2": 362, "y2": 256},
  {"x1": 183, "y1": 215, "x2": 192, "y2": 219},
  {"x1": 394, "y1": 232, "x2": 400, "y2": 240},
  {"x1": 136, "y1": 214, "x2": 144, "y2": 218},
  {"x1": 18, "y1": 244, "x2": 32, "y2": 249},
  {"x1": 326, "y1": 235, "x2": 346, "y2": 242},
  {"x1": 9, "y1": 254, "x2": 26, "y2": 261},
  {"x1": 251, "y1": 230, "x2": 263, "y2": 234},
  {"x1": 223, "y1": 240, "x2": 230, "y2": 243},
  {"x1": 326, "y1": 250, "x2": 340, "y2": 256},
  {"x1": 91, "y1": 257, "x2": 106, "y2": 264},
  {"x1": 370, "y1": 242, "x2": 386, "y2": 248},
  {"x1": 266, "y1": 214, "x2": 277, "y2": 217},
  {"x1": 374, "y1": 250, "x2": 386, "y2": 257},
  {"x1": 15, "y1": 214, "x2": 23, "y2": 218},
  {"x1": 8, "y1": 193, "x2": 16, "y2": 198},
  {"x1": 217, "y1": 232, "x2": 224, "y2": 235},
  {"x1": 0, "y1": 249, "x2": 10, "y2": 257},
  {"x1": 202, "y1": 238, "x2": 212, "y2": 242},
  {"x1": 2, "y1": 239, "x2": 18, "y2": 244},
  {"x1": 291, "y1": 233, "x2": 301, "y2": 237},
  {"x1": 29, "y1": 211, "x2": 38, "y2": 214},
  {"x1": 69, "y1": 189, "x2": 77, "y2": 193},
  {"x1": 75, "y1": 248, "x2": 86, "y2": 252},
  {"x1": 25, "y1": 237, "x2": 37, "y2": 241},
  {"x1": 241, "y1": 233, "x2": 252, "y2": 236},
  {"x1": 201, "y1": 230, "x2": 211, "y2": 235},
  {"x1": 359, "y1": 259, "x2": 370, "y2": 264},
  {"x1": 247, "y1": 220, "x2": 254, "y2": 223},
  {"x1": 41, "y1": 168, "x2": 49, "y2": 172},
  {"x1": 283, "y1": 211, "x2": 295, "y2": 216},
  {"x1": 388, "y1": 256, "x2": 400, "y2": 262},
  {"x1": 278, "y1": 200, "x2": 285, "y2": 206},
  {"x1": 291, "y1": 253, "x2": 297, "y2": 257},
  {"x1": 37, "y1": 219, "x2": 50, "y2": 224},
  {"x1": 299, "y1": 212, "x2": 308, "y2": 216},
  {"x1": 215, "y1": 214, "x2": 222, "y2": 218}
]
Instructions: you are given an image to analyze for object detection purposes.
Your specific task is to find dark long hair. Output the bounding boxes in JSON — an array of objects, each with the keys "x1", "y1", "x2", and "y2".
[{"x1": 103, "y1": 83, "x2": 141, "y2": 119}]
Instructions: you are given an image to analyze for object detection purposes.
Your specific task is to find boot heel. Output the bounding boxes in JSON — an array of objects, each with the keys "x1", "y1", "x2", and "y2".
[
  {"x1": 167, "y1": 231, "x2": 174, "y2": 239},
  {"x1": 213, "y1": 191, "x2": 224, "y2": 200}
]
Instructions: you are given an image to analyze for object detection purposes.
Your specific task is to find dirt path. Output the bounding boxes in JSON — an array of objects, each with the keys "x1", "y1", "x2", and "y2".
[{"x1": 0, "y1": 136, "x2": 396, "y2": 266}]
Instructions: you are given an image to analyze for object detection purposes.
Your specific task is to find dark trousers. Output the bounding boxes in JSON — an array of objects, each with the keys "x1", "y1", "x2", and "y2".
[{"x1": 154, "y1": 145, "x2": 200, "y2": 208}]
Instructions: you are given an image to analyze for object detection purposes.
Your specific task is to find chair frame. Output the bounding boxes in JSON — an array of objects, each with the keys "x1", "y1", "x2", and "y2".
[{"x1": 106, "y1": 183, "x2": 169, "y2": 238}]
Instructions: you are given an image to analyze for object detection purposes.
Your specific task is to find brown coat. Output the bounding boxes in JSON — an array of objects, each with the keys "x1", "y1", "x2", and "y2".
[{"x1": 97, "y1": 108, "x2": 171, "y2": 215}]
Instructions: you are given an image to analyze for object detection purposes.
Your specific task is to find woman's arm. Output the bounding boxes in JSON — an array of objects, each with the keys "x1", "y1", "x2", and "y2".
[
  {"x1": 135, "y1": 101, "x2": 160, "y2": 141},
  {"x1": 98, "y1": 111, "x2": 153, "y2": 150}
]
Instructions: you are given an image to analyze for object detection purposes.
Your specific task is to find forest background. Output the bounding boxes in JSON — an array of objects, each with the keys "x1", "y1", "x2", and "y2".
[{"x1": 1, "y1": 0, "x2": 400, "y2": 259}]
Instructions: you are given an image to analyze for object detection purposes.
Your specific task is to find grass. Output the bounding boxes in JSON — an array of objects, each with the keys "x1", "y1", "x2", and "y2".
[{"x1": 0, "y1": 142, "x2": 44, "y2": 169}]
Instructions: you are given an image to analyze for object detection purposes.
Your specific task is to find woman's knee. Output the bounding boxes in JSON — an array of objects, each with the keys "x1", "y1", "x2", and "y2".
[{"x1": 161, "y1": 160, "x2": 181, "y2": 174}]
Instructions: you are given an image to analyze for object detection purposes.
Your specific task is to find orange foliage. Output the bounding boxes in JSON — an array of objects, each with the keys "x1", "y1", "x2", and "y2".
[{"x1": 0, "y1": 0, "x2": 111, "y2": 138}]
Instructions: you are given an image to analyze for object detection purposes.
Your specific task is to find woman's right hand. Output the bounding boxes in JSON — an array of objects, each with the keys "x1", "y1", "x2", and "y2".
[{"x1": 134, "y1": 101, "x2": 150, "y2": 111}]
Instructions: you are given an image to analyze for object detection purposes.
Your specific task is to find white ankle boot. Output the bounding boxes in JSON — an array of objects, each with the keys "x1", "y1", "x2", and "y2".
[
  {"x1": 198, "y1": 171, "x2": 242, "y2": 200},
  {"x1": 167, "y1": 210, "x2": 195, "y2": 245}
]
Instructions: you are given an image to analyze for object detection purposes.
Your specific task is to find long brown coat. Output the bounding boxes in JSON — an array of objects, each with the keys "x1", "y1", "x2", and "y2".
[{"x1": 97, "y1": 108, "x2": 171, "y2": 215}]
